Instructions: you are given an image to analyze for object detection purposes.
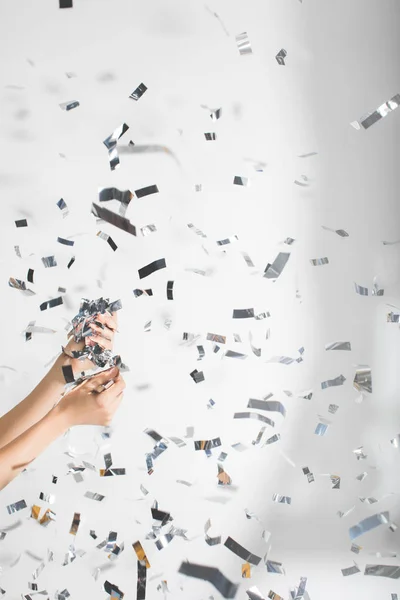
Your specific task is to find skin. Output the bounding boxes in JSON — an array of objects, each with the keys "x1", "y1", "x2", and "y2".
[{"x1": 0, "y1": 310, "x2": 125, "y2": 492}]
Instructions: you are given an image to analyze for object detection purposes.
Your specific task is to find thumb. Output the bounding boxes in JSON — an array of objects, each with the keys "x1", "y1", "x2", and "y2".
[{"x1": 88, "y1": 366, "x2": 119, "y2": 388}]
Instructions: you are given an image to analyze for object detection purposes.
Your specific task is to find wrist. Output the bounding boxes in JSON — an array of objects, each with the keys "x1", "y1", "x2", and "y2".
[{"x1": 51, "y1": 401, "x2": 73, "y2": 432}]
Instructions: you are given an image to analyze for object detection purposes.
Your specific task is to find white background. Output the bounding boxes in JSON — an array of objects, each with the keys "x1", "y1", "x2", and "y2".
[{"x1": 0, "y1": 0, "x2": 400, "y2": 598}]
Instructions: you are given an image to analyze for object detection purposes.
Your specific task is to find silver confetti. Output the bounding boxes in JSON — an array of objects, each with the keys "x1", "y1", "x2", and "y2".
[
  {"x1": 234, "y1": 412, "x2": 274, "y2": 426},
  {"x1": 84, "y1": 491, "x2": 105, "y2": 502},
  {"x1": 325, "y1": 341, "x2": 351, "y2": 351},
  {"x1": 364, "y1": 564, "x2": 400, "y2": 578},
  {"x1": 247, "y1": 398, "x2": 286, "y2": 417},
  {"x1": 178, "y1": 562, "x2": 239, "y2": 598},
  {"x1": 310, "y1": 257, "x2": 329, "y2": 266},
  {"x1": 233, "y1": 176, "x2": 249, "y2": 186},
  {"x1": 351, "y1": 543, "x2": 362, "y2": 554},
  {"x1": 266, "y1": 560, "x2": 285, "y2": 574},
  {"x1": 272, "y1": 494, "x2": 291, "y2": 504},
  {"x1": 275, "y1": 49, "x2": 287, "y2": 65},
  {"x1": 224, "y1": 536, "x2": 261, "y2": 566},
  {"x1": 356, "y1": 472, "x2": 368, "y2": 481},
  {"x1": 7, "y1": 499, "x2": 27, "y2": 515},
  {"x1": 205, "y1": 519, "x2": 222, "y2": 546},
  {"x1": 353, "y1": 366, "x2": 372, "y2": 393},
  {"x1": 328, "y1": 404, "x2": 339, "y2": 414},
  {"x1": 188, "y1": 223, "x2": 207, "y2": 238},
  {"x1": 359, "y1": 497, "x2": 378, "y2": 504},
  {"x1": 341, "y1": 562, "x2": 361, "y2": 576},
  {"x1": 204, "y1": 132, "x2": 217, "y2": 141},
  {"x1": 264, "y1": 252, "x2": 290, "y2": 279},
  {"x1": 217, "y1": 234, "x2": 239, "y2": 246},
  {"x1": 322, "y1": 225, "x2": 349, "y2": 237},
  {"x1": 357, "y1": 93, "x2": 400, "y2": 130},
  {"x1": 141, "y1": 224, "x2": 157, "y2": 236},
  {"x1": 353, "y1": 446, "x2": 368, "y2": 460},
  {"x1": 349, "y1": 512, "x2": 390, "y2": 540},
  {"x1": 59, "y1": 100, "x2": 79, "y2": 111},
  {"x1": 236, "y1": 32, "x2": 252, "y2": 56},
  {"x1": 315, "y1": 416, "x2": 331, "y2": 436},
  {"x1": 321, "y1": 374, "x2": 346, "y2": 389},
  {"x1": 129, "y1": 82, "x2": 147, "y2": 101},
  {"x1": 354, "y1": 282, "x2": 369, "y2": 296},
  {"x1": 41, "y1": 255, "x2": 57, "y2": 268}
]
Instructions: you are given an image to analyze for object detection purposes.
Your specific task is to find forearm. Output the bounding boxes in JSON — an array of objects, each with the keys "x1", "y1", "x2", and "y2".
[
  {"x1": 0, "y1": 404, "x2": 69, "y2": 492},
  {"x1": 0, "y1": 354, "x2": 67, "y2": 450}
]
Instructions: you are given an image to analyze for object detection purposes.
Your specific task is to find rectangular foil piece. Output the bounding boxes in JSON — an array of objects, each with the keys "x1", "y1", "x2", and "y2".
[
  {"x1": 141, "y1": 224, "x2": 157, "y2": 236},
  {"x1": 138, "y1": 258, "x2": 166, "y2": 279},
  {"x1": 132, "y1": 541, "x2": 151, "y2": 568},
  {"x1": 364, "y1": 564, "x2": 400, "y2": 578},
  {"x1": 179, "y1": 562, "x2": 239, "y2": 598},
  {"x1": 341, "y1": 563, "x2": 360, "y2": 576},
  {"x1": 224, "y1": 537, "x2": 261, "y2": 566},
  {"x1": 190, "y1": 369, "x2": 205, "y2": 383},
  {"x1": 349, "y1": 512, "x2": 389, "y2": 540},
  {"x1": 97, "y1": 230, "x2": 118, "y2": 251},
  {"x1": 42, "y1": 255, "x2": 57, "y2": 268},
  {"x1": 275, "y1": 49, "x2": 287, "y2": 65},
  {"x1": 233, "y1": 175, "x2": 249, "y2": 186},
  {"x1": 103, "y1": 122, "x2": 129, "y2": 150},
  {"x1": 69, "y1": 512, "x2": 81, "y2": 536},
  {"x1": 359, "y1": 93, "x2": 400, "y2": 129},
  {"x1": 247, "y1": 398, "x2": 286, "y2": 417},
  {"x1": 167, "y1": 281, "x2": 174, "y2": 300},
  {"x1": 93, "y1": 204, "x2": 136, "y2": 236},
  {"x1": 15, "y1": 218, "x2": 28, "y2": 227},
  {"x1": 242, "y1": 563, "x2": 251, "y2": 578},
  {"x1": 264, "y1": 252, "x2": 290, "y2": 279},
  {"x1": 194, "y1": 438, "x2": 221, "y2": 451},
  {"x1": 137, "y1": 560, "x2": 147, "y2": 600},
  {"x1": 234, "y1": 412, "x2": 274, "y2": 426},
  {"x1": 325, "y1": 341, "x2": 351, "y2": 351},
  {"x1": 233, "y1": 308, "x2": 255, "y2": 319},
  {"x1": 321, "y1": 374, "x2": 346, "y2": 389},
  {"x1": 7, "y1": 499, "x2": 27, "y2": 514},
  {"x1": 188, "y1": 222, "x2": 207, "y2": 237},
  {"x1": 353, "y1": 366, "x2": 372, "y2": 393},
  {"x1": 205, "y1": 132, "x2": 217, "y2": 140},
  {"x1": 247, "y1": 587, "x2": 266, "y2": 600},
  {"x1": 310, "y1": 257, "x2": 329, "y2": 266},
  {"x1": 266, "y1": 560, "x2": 285, "y2": 574},
  {"x1": 328, "y1": 404, "x2": 339, "y2": 414},
  {"x1": 272, "y1": 494, "x2": 291, "y2": 504},
  {"x1": 217, "y1": 234, "x2": 239, "y2": 246},
  {"x1": 99, "y1": 187, "x2": 133, "y2": 207},
  {"x1": 129, "y1": 82, "x2": 147, "y2": 101},
  {"x1": 135, "y1": 185, "x2": 159, "y2": 198},
  {"x1": 224, "y1": 350, "x2": 247, "y2": 359},
  {"x1": 236, "y1": 32, "x2": 252, "y2": 56},
  {"x1": 207, "y1": 333, "x2": 226, "y2": 344},
  {"x1": 59, "y1": 100, "x2": 79, "y2": 111},
  {"x1": 205, "y1": 518, "x2": 222, "y2": 546},
  {"x1": 84, "y1": 491, "x2": 105, "y2": 501},
  {"x1": 354, "y1": 282, "x2": 369, "y2": 296},
  {"x1": 57, "y1": 237, "x2": 74, "y2": 246}
]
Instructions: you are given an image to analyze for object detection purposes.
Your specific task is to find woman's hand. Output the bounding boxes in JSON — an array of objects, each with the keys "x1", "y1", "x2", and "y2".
[{"x1": 57, "y1": 366, "x2": 125, "y2": 427}]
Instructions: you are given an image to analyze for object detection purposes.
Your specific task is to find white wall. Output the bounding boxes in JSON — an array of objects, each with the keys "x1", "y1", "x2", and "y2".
[{"x1": 0, "y1": 0, "x2": 399, "y2": 598}]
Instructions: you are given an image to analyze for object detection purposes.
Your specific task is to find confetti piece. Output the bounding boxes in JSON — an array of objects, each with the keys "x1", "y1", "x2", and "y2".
[
  {"x1": 294, "y1": 175, "x2": 309, "y2": 186},
  {"x1": 310, "y1": 257, "x2": 329, "y2": 266},
  {"x1": 104, "y1": 580, "x2": 125, "y2": 599},
  {"x1": 264, "y1": 252, "x2": 290, "y2": 279},
  {"x1": 59, "y1": 0, "x2": 73, "y2": 8},
  {"x1": 40, "y1": 297, "x2": 63, "y2": 311},
  {"x1": 194, "y1": 438, "x2": 221, "y2": 451},
  {"x1": 321, "y1": 374, "x2": 346, "y2": 389},
  {"x1": 272, "y1": 494, "x2": 291, "y2": 504},
  {"x1": 233, "y1": 175, "x2": 249, "y2": 186},
  {"x1": 233, "y1": 308, "x2": 255, "y2": 319},
  {"x1": 357, "y1": 93, "x2": 400, "y2": 130},
  {"x1": 207, "y1": 333, "x2": 226, "y2": 344},
  {"x1": 132, "y1": 541, "x2": 151, "y2": 568},
  {"x1": 167, "y1": 281, "x2": 174, "y2": 300},
  {"x1": 62, "y1": 365, "x2": 74, "y2": 384},
  {"x1": 59, "y1": 100, "x2": 79, "y2": 111},
  {"x1": 57, "y1": 198, "x2": 69, "y2": 217},
  {"x1": 205, "y1": 519, "x2": 222, "y2": 546},
  {"x1": 42, "y1": 256, "x2": 57, "y2": 268},
  {"x1": 322, "y1": 225, "x2": 349, "y2": 237},
  {"x1": 217, "y1": 463, "x2": 232, "y2": 485},
  {"x1": 275, "y1": 49, "x2": 287, "y2": 65},
  {"x1": 314, "y1": 416, "x2": 331, "y2": 436},
  {"x1": 349, "y1": 512, "x2": 390, "y2": 540},
  {"x1": 353, "y1": 446, "x2": 367, "y2": 460},
  {"x1": 246, "y1": 587, "x2": 267, "y2": 600},
  {"x1": 242, "y1": 252, "x2": 255, "y2": 267},
  {"x1": 247, "y1": 398, "x2": 286, "y2": 417},
  {"x1": 217, "y1": 234, "x2": 239, "y2": 246},
  {"x1": 141, "y1": 224, "x2": 157, "y2": 236},
  {"x1": 359, "y1": 496, "x2": 378, "y2": 504},
  {"x1": 353, "y1": 366, "x2": 372, "y2": 393},
  {"x1": 69, "y1": 512, "x2": 80, "y2": 535},
  {"x1": 97, "y1": 230, "x2": 118, "y2": 251},
  {"x1": 328, "y1": 404, "x2": 339, "y2": 414},
  {"x1": 129, "y1": 82, "x2": 147, "y2": 101},
  {"x1": 224, "y1": 537, "x2": 262, "y2": 566},
  {"x1": 84, "y1": 491, "x2": 105, "y2": 501},
  {"x1": 325, "y1": 341, "x2": 351, "y2": 351},
  {"x1": 99, "y1": 186, "x2": 133, "y2": 210},
  {"x1": 9, "y1": 277, "x2": 35, "y2": 296},
  {"x1": 103, "y1": 122, "x2": 129, "y2": 171},
  {"x1": 236, "y1": 32, "x2": 252, "y2": 56},
  {"x1": 224, "y1": 350, "x2": 247, "y2": 359},
  {"x1": 298, "y1": 152, "x2": 317, "y2": 158},
  {"x1": 179, "y1": 562, "x2": 239, "y2": 598},
  {"x1": 341, "y1": 563, "x2": 361, "y2": 576},
  {"x1": 67, "y1": 256, "x2": 75, "y2": 269},
  {"x1": 135, "y1": 184, "x2": 159, "y2": 198},
  {"x1": 15, "y1": 218, "x2": 27, "y2": 227},
  {"x1": 93, "y1": 205, "x2": 136, "y2": 236},
  {"x1": 356, "y1": 472, "x2": 368, "y2": 481},
  {"x1": 190, "y1": 369, "x2": 205, "y2": 383},
  {"x1": 7, "y1": 499, "x2": 27, "y2": 515},
  {"x1": 57, "y1": 237, "x2": 74, "y2": 246},
  {"x1": 205, "y1": 132, "x2": 217, "y2": 140},
  {"x1": 138, "y1": 258, "x2": 166, "y2": 279},
  {"x1": 134, "y1": 288, "x2": 153, "y2": 297},
  {"x1": 364, "y1": 564, "x2": 400, "y2": 578}
]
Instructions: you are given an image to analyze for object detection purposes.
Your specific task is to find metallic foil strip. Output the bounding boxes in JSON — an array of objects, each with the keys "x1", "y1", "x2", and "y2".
[
  {"x1": 39, "y1": 296, "x2": 63, "y2": 313},
  {"x1": 387, "y1": 312, "x2": 400, "y2": 322},
  {"x1": 275, "y1": 49, "x2": 287, "y2": 65},
  {"x1": 224, "y1": 350, "x2": 247, "y2": 359},
  {"x1": 39, "y1": 492, "x2": 55, "y2": 504},
  {"x1": 264, "y1": 252, "x2": 290, "y2": 279},
  {"x1": 31, "y1": 505, "x2": 41, "y2": 520},
  {"x1": 266, "y1": 560, "x2": 285, "y2": 574},
  {"x1": 217, "y1": 463, "x2": 232, "y2": 485},
  {"x1": 359, "y1": 497, "x2": 378, "y2": 504},
  {"x1": 290, "y1": 577, "x2": 307, "y2": 600},
  {"x1": 176, "y1": 479, "x2": 192, "y2": 486},
  {"x1": 195, "y1": 184, "x2": 202, "y2": 192},
  {"x1": 103, "y1": 123, "x2": 129, "y2": 150},
  {"x1": 129, "y1": 82, "x2": 147, "y2": 101},
  {"x1": 349, "y1": 512, "x2": 390, "y2": 540},
  {"x1": 205, "y1": 518, "x2": 222, "y2": 546},
  {"x1": 207, "y1": 333, "x2": 226, "y2": 344},
  {"x1": 233, "y1": 308, "x2": 254, "y2": 319},
  {"x1": 99, "y1": 187, "x2": 133, "y2": 208},
  {"x1": 364, "y1": 564, "x2": 400, "y2": 578},
  {"x1": 190, "y1": 369, "x2": 205, "y2": 383},
  {"x1": 15, "y1": 218, "x2": 28, "y2": 227},
  {"x1": 135, "y1": 185, "x2": 159, "y2": 198},
  {"x1": 57, "y1": 237, "x2": 74, "y2": 246},
  {"x1": 167, "y1": 281, "x2": 174, "y2": 300},
  {"x1": 137, "y1": 560, "x2": 147, "y2": 600},
  {"x1": 351, "y1": 543, "x2": 362, "y2": 554},
  {"x1": 322, "y1": 225, "x2": 349, "y2": 237},
  {"x1": 169, "y1": 436, "x2": 186, "y2": 447},
  {"x1": 328, "y1": 404, "x2": 339, "y2": 414},
  {"x1": 94, "y1": 205, "x2": 136, "y2": 237},
  {"x1": 236, "y1": 32, "x2": 252, "y2": 56},
  {"x1": 84, "y1": 491, "x2": 105, "y2": 501},
  {"x1": 247, "y1": 398, "x2": 286, "y2": 417},
  {"x1": 233, "y1": 175, "x2": 249, "y2": 186},
  {"x1": 40, "y1": 508, "x2": 56, "y2": 526},
  {"x1": 315, "y1": 416, "x2": 331, "y2": 436},
  {"x1": 242, "y1": 252, "x2": 255, "y2": 267},
  {"x1": 188, "y1": 223, "x2": 207, "y2": 238},
  {"x1": 325, "y1": 341, "x2": 351, "y2": 351},
  {"x1": 268, "y1": 592, "x2": 283, "y2": 600},
  {"x1": 354, "y1": 282, "x2": 369, "y2": 296},
  {"x1": 233, "y1": 333, "x2": 242, "y2": 343},
  {"x1": 9, "y1": 277, "x2": 35, "y2": 296},
  {"x1": 103, "y1": 580, "x2": 125, "y2": 598},
  {"x1": 310, "y1": 257, "x2": 329, "y2": 266},
  {"x1": 321, "y1": 374, "x2": 346, "y2": 389},
  {"x1": 32, "y1": 561, "x2": 45, "y2": 580},
  {"x1": 372, "y1": 278, "x2": 384, "y2": 296},
  {"x1": 298, "y1": 152, "x2": 317, "y2": 158},
  {"x1": 391, "y1": 434, "x2": 400, "y2": 448},
  {"x1": 69, "y1": 512, "x2": 81, "y2": 536},
  {"x1": 383, "y1": 239, "x2": 400, "y2": 245},
  {"x1": 252, "y1": 427, "x2": 266, "y2": 446},
  {"x1": 218, "y1": 451, "x2": 228, "y2": 461},
  {"x1": 14, "y1": 245, "x2": 22, "y2": 257},
  {"x1": 353, "y1": 366, "x2": 372, "y2": 393},
  {"x1": 205, "y1": 132, "x2": 217, "y2": 140},
  {"x1": 234, "y1": 412, "x2": 275, "y2": 427},
  {"x1": 331, "y1": 475, "x2": 341, "y2": 489},
  {"x1": 242, "y1": 563, "x2": 251, "y2": 578},
  {"x1": 246, "y1": 587, "x2": 266, "y2": 600},
  {"x1": 356, "y1": 472, "x2": 368, "y2": 481},
  {"x1": 341, "y1": 562, "x2": 361, "y2": 576},
  {"x1": 151, "y1": 508, "x2": 171, "y2": 525},
  {"x1": 197, "y1": 345, "x2": 205, "y2": 360},
  {"x1": 264, "y1": 433, "x2": 280, "y2": 446},
  {"x1": 141, "y1": 224, "x2": 157, "y2": 236},
  {"x1": 133, "y1": 541, "x2": 150, "y2": 568},
  {"x1": 294, "y1": 175, "x2": 309, "y2": 186},
  {"x1": 144, "y1": 429, "x2": 164, "y2": 443},
  {"x1": 217, "y1": 234, "x2": 239, "y2": 246},
  {"x1": 67, "y1": 256, "x2": 75, "y2": 269},
  {"x1": 59, "y1": 100, "x2": 79, "y2": 111},
  {"x1": 138, "y1": 258, "x2": 166, "y2": 279},
  {"x1": 155, "y1": 533, "x2": 174, "y2": 550},
  {"x1": 272, "y1": 494, "x2": 291, "y2": 504},
  {"x1": 134, "y1": 288, "x2": 153, "y2": 297},
  {"x1": 179, "y1": 562, "x2": 239, "y2": 598},
  {"x1": 194, "y1": 438, "x2": 221, "y2": 451},
  {"x1": 359, "y1": 93, "x2": 400, "y2": 129},
  {"x1": 41, "y1": 255, "x2": 57, "y2": 268},
  {"x1": 210, "y1": 107, "x2": 222, "y2": 121},
  {"x1": 7, "y1": 499, "x2": 27, "y2": 515},
  {"x1": 224, "y1": 536, "x2": 261, "y2": 566}
]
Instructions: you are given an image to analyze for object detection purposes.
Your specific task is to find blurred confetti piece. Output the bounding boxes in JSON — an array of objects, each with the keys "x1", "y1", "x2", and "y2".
[
  {"x1": 69, "y1": 512, "x2": 80, "y2": 536},
  {"x1": 246, "y1": 588, "x2": 266, "y2": 600},
  {"x1": 217, "y1": 234, "x2": 239, "y2": 246},
  {"x1": 178, "y1": 562, "x2": 239, "y2": 598},
  {"x1": 188, "y1": 223, "x2": 207, "y2": 238},
  {"x1": 264, "y1": 252, "x2": 290, "y2": 279},
  {"x1": 356, "y1": 93, "x2": 400, "y2": 130},
  {"x1": 242, "y1": 563, "x2": 251, "y2": 578},
  {"x1": 275, "y1": 49, "x2": 287, "y2": 65},
  {"x1": 236, "y1": 32, "x2": 252, "y2": 55},
  {"x1": 9, "y1": 278, "x2": 35, "y2": 296},
  {"x1": 298, "y1": 152, "x2": 317, "y2": 158},
  {"x1": 194, "y1": 438, "x2": 221, "y2": 451},
  {"x1": 135, "y1": 185, "x2": 159, "y2": 198},
  {"x1": 42, "y1": 256, "x2": 57, "y2": 268},
  {"x1": 205, "y1": 519, "x2": 222, "y2": 546},
  {"x1": 328, "y1": 404, "x2": 339, "y2": 414},
  {"x1": 103, "y1": 122, "x2": 129, "y2": 171},
  {"x1": 132, "y1": 541, "x2": 151, "y2": 568},
  {"x1": 247, "y1": 398, "x2": 286, "y2": 417},
  {"x1": 266, "y1": 560, "x2": 285, "y2": 574},
  {"x1": 349, "y1": 512, "x2": 390, "y2": 540},
  {"x1": 315, "y1": 416, "x2": 331, "y2": 436},
  {"x1": 97, "y1": 230, "x2": 118, "y2": 251},
  {"x1": 322, "y1": 225, "x2": 349, "y2": 237},
  {"x1": 351, "y1": 543, "x2": 362, "y2": 554},
  {"x1": 341, "y1": 562, "x2": 361, "y2": 576},
  {"x1": 310, "y1": 257, "x2": 329, "y2": 266},
  {"x1": 40, "y1": 297, "x2": 63, "y2": 311},
  {"x1": 15, "y1": 218, "x2": 27, "y2": 227},
  {"x1": 234, "y1": 412, "x2": 274, "y2": 427},
  {"x1": 356, "y1": 472, "x2": 368, "y2": 481},
  {"x1": 233, "y1": 308, "x2": 254, "y2": 319},
  {"x1": 190, "y1": 369, "x2": 205, "y2": 383},
  {"x1": 205, "y1": 132, "x2": 217, "y2": 140},
  {"x1": 141, "y1": 224, "x2": 157, "y2": 236},
  {"x1": 272, "y1": 494, "x2": 291, "y2": 504},
  {"x1": 321, "y1": 374, "x2": 346, "y2": 389},
  {"x1": 84, "y1": 491, "x2": 105, "y2": 502},
  {"x1": 217, "y1": 464, "x2": 232, "y2": 485},
  {"x1": 205, "y1": 5, "x2": 229, "y2": 36},
  {"x1": 353, "y1": 366, "x2": 372, "y2": 393},
  {"x1": 294, "y1": 175, "x2": 309, "y2": 186},
  {"x1": 353, "y1": 446, "x2": 367, "y2": 460},
  {"x1": 325, "y1": 341, "x2": 351, "y2": 351},
  {"x1": 59, "y1": 100, "x2": 79, "y2": 111},
  {"x1": 7, "y1": 499, "x2": 27, "y2": 515},
  {"x1": 129, "y1": 82, "x2": 147, "y2": 101},
  {"x1": 390, "y1": 434, "x2": 400, "y2": 448},
  {"x1": 364, "y1": 564, "x2": 400, "y2": 578},
  {"x1": 233, "y1": 175, "x2": 249, "y2": 186},
  {"x1": 59, "y1": 0, "x2": 73, "y2": 7},
  {"x1": 133, "y1": 288, "x2": 153, "y2": 297},
  {"x1": 224, "y1": 537, "x2": 262, "y2": 566},
  {"x1": 138, "y1": 258, "x2": 166, "y2": 279}
]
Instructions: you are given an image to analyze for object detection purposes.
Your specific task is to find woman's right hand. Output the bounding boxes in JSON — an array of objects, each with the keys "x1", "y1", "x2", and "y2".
[{"x1": 56, "y1": 366, "x2": 126, "y2": 427}]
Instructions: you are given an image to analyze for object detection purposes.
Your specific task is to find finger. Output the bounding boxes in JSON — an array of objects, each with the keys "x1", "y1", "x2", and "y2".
[
  {"x1": 104, "y1": 375, "x2": 125, "y2": 398},
  {"x1": 92, "y1": 379, "x2": 115, "y2": 394},
  {"x1": 87, "y1": 367, "x2": 119, "y2": 389},
  {"x1": 96, "y1": 312, "x2": 118, "y2": 332},
  {"x1": 87, "y1": 335, "x2": 113, "y2": 351},
  {"x1": 89, "y1": 323, "x2": 113, "y2": 341}
]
